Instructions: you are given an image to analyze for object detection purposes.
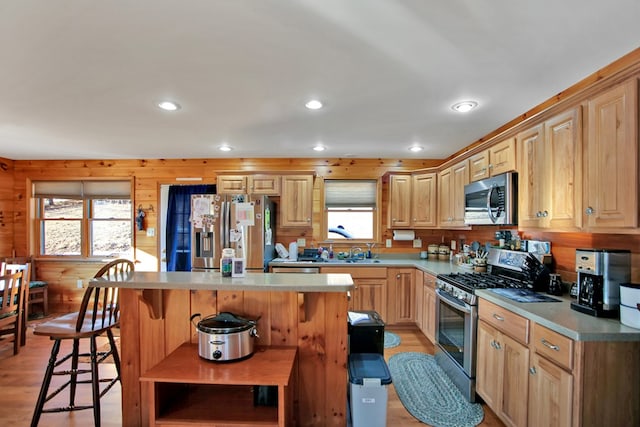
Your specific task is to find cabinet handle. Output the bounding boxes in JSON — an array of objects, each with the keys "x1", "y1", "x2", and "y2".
[
  {"x1": 488, "y1": 164, "x2": 493, "y2": 169},
  {"x1": 494, "y1": 341, "x2": 501, "y2": 350},
  {"x1": 542, "y1": 210, "x2": 548, "y2": 217},
  {"x1": 585, "y1": 206, "x2": 594, "y2": 215},
  {"x1": 492, "y1": 313, "x2": 505, "y2": 321},
  {"x1": 536, "y1": 211, "x2": 542, "y2": 218},
  {"x1": 529, "y1": 367, "x2": 537, "y2": 375},
  {"x1": 541, "y1": 339, "x2": 560, "y2": 351}
]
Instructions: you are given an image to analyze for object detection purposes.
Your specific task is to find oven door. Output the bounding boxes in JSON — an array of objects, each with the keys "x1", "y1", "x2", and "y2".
[{"x1": 435, "y1": 288, "x2": 477, "y2": 378}]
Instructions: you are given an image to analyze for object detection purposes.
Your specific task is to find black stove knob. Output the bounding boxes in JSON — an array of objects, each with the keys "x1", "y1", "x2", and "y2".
[{"x1": 212, "y1": 350, "x2": 222, "y2": 360}]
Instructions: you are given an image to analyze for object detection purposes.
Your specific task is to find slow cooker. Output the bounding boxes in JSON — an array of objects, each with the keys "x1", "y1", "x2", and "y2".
[{"x1": 190, "y1": 312, "x2": 259, "y2": 361}]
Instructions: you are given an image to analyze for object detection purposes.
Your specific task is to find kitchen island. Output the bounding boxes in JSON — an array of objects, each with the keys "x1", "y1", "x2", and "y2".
[{"x1": 91, "y1": 271, "x2": 354, "y2": 427}]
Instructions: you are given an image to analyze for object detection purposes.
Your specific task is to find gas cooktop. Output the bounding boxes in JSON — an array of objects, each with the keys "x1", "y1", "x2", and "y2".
[{"x1": 437, "y1": 272, "x2": 530, "y2": 293}]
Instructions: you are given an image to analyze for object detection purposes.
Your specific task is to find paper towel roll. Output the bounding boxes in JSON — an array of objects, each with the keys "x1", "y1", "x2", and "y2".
[{"x1": 393, "y1": 230, "x2": 415, "y2": 241}]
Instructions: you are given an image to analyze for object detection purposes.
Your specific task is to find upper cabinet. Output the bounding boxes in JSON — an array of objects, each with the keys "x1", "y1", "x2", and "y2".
[
  {"x1": 411, "y1": 172, "x2": 437, "y2": 228},
  {"x1": 280, "y1": 174, "x2": 314, "y2": 227},
  {"x1": 388, "y1": 174, "x2": 412, "y2": 228},
  {"x1": 438, "y1": 159, "x2": 469, "y2": 227},
  {"x1": 517, "y1": 108, "x2": 582, "y2": 229},
  {"x1": 217, "y1": 174, "x2": 280, "y2": 195},
  {"x1": 583, "y1": 79, "x2": 638, "y2": 230},
  {"x1": 469, "y1": 138, "x2": 517, "y2": 182},
  {"x1": 388, "y1": 172, "x2": 437, "y2": 229}
]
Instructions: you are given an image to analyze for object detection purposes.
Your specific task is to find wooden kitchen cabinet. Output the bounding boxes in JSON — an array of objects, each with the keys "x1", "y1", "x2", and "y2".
[
  {"x1": 388, "y1": 172, "x2": 437, "y2": 229},
  {"x1": 422, "y1": 272, "x2": 436, "y2": 343},
  {"x1": 584, "y1": 78, "x2": 638, "y2": 230},
  {"x1": 477, "y1": 299, "x2": 530, "y2": 427},
  {"x1": 469, "y1": 138, "x2": 516, "y2": 182},
  {"x1": 528, "y1": 352, "x2": 572, "y2": 427},
  {"x1": 386, "y1": 268, "x2": 414, "y2": 325},
  {"x1": 517, "y1": 107, "x2": 582, "y2": 230},
  {"x1": 411, "y1": 171, "x2": 437, "y2": 228},
  {"x1": 280, "y1": 174, "x2": 314, "y2": 227},
  {"x1": 438, "y1": 159, "x2": 469, "y2": 227},
  {"x1": 217, "y1": 174, "x2": 281, "y2": 195},
  {"x1": 324, "y1": 267, "x2": 387, "y2": 321},
  {"x1": 414, "y1": 270, "x2": 424, "y2": 331},
  {"x1": 388, "y1": 174, "x2": 412, "y2": 228}
]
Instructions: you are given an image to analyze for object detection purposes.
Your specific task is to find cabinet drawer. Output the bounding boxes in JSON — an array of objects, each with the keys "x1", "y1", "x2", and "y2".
[
  {"x1": 478, "y1": 299, "x2": 529, "y2": 345},
  {"x1": 532, "y1": 323, "x2": 573, "y2": 370},
  {"x1": 320, "y1": 266, "x2": 386, "y2": 279}
]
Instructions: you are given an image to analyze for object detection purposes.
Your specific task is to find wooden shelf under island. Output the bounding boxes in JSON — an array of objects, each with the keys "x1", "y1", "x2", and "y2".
[{"x1": 140, "y1": 343, "x2": 297, "y2": 427}]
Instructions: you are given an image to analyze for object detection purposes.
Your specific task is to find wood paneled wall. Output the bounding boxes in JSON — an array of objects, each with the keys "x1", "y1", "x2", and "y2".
[{"x1": 0, "y1": 157, "x2": 14, "y2": 258}]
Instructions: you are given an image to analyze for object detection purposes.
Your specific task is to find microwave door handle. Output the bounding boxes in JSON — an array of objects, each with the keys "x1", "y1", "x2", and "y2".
[{"x1": 487, "y1": 185, "x2": 498, "y2": 224}]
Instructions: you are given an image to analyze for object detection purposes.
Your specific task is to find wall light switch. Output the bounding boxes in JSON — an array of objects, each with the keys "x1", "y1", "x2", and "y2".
[
  {"x1": 146, "y1": 227, "x2": 155, "y2": 237},
  {"x1": 76, "y1": 279, "x2": 83, "y2": 289},
  {"x1": 413, "y1": 238, "x2": 422, "y2": 248},
  {"x1": 297, "y1": 238, "x2": 306, "y2": 247},
  {"x1": 386, "y1": 239, "x2": 392, "y2": 248}
]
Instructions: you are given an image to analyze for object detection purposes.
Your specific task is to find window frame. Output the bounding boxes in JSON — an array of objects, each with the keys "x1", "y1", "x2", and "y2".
[
  {"x1": 321, "y1": 177, "x2": 381, "y2": 244},
  {"x1": 32, "y1": 179, "x2": 134, "y2": 259}
]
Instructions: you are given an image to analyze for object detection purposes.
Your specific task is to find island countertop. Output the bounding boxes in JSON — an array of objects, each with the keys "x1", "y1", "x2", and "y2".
[{"x1": 90, "y1": 270, "x2": 354, "y2": 292}]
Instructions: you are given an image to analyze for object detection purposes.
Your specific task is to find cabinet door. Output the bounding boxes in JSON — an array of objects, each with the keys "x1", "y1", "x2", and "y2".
[
  {"x1": 477, "y1": 321, "x2": 502, "y2": 410},
  {"x1": 414, "y1": 270, "x2": 424, "y2": 331},
  {"x1": 469, "y1": 150, "x2": 491, "y2": 181},
  {"x1": 517, "y1": 124, "x2": 545, "y2": 228},
  {"x1": 451, "y1": 160, "x2": 469, "y2": 226},
  {"x1": 489, "y1": 137, "x2": 517, "y2": 176},
  {"x1": 388, "y1": 174, "x2": 412, "y2": 228},
  {"x1": 351, "y1": 278, "x2": 387, "y2": 321},
  {"x1": 280, "y1": 175, "x2": 313, "y2": 227},
  {"x1": 545, "y1": 108, "x2": 582, "y2": 230},
  {"x1": 386, "y1": 268, "x2": 414, "y2": 325},
  {"x1": 411, "y1": 172, "x2": 437, "y2": 227},
  {"x1": 438, "y1": 167, "x2": 453, "y2": 225},
  {"x1": 500, "y1": 334, "x2": 529, "y2": 427},
  {"x1": 584, "y1": 79, "x2": 638, "y2": 229},
  {"x1": 217, "y1": 175, "x2": 248, "y2": 194},
  {"x1": 249, "y1": 175, "x2": 280, "y2": 195},
  {"x1": 423, "y1": 284, "x2": 436, "y2": 344},
  {"x1": 528, "y1": 353, "x2": 573, "y2": 427}
]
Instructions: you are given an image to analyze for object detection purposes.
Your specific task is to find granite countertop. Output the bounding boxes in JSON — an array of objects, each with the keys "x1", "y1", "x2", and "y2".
[
  {"x1": 90, "y1": 271, "x2": 354, "y2": 292},
  {"x1": 270, "y1": 256, "x2": 640, "y2": 342},
  {"x1": 476, "y1": 289, "x2": 640, "y2": 342}
]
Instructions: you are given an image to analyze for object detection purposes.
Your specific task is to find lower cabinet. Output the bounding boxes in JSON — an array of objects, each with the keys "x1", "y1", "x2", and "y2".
[
  {"x1": 324, "y1": 267, "x2": 387, "y2": 321},
  {"x1": 422, "y1": 273, "x2": 436, "y2": 343},
  {"x1": 528, "y1": 352, "x2": 572, "y2": 427},
  {"x1": 386, "y1": 268, "x2": 415, "y2": 325},
  {"x1": 476, "y1": 321, "x2": 529, "y2": 427}
]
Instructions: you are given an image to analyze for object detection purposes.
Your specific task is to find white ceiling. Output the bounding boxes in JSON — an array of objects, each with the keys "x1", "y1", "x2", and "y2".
[{"x1": 1, "y1": 1, "x2": 639, "y2": 161}]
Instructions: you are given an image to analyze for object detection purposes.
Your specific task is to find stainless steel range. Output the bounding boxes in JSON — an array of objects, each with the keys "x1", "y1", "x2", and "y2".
[{"x1": 434, "y1": 248, "x2": 550, "y2": 402}]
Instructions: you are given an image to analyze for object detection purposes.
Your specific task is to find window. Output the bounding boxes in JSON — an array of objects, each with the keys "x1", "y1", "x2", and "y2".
[
  {"x1": 324, "y1": 179, "x2": 378, "y2": 241},
  {"x1": 33, "y1": 181, "x2": 132, "y2": 257}
]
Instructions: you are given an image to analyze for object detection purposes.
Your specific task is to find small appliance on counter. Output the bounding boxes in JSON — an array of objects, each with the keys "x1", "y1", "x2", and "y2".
[{"x1": 571, "y1": 249, "x2": 631, "y2": 317}]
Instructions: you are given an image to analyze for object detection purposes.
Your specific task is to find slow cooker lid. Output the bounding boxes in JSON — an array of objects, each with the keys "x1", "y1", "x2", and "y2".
[{"x1": 198, "y1": 312, "x2": 255, "y2": 334}]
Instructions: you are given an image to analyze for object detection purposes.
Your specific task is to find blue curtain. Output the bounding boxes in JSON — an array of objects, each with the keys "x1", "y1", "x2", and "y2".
[{"x1": 166, "y1": 185, "x2": 215, "y2": 271}]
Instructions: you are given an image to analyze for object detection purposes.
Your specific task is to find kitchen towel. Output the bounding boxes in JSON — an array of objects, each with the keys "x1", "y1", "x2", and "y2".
[{"x1": 393, "y1": 230, "x2": 415, "y2": 241}]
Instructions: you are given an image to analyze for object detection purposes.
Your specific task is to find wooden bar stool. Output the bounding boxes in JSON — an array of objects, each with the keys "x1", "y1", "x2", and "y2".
[{"x1": 30, "y1": 259, "x2": 134, "y2": 427}]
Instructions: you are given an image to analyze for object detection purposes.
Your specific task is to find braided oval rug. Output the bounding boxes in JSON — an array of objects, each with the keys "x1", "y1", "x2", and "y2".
[
  {"x1": 388, "y1": 352, "x2": 484, "y2": 427},
  {"x1": 384, "y1": 331, "x2": 401, "y2": 349}
]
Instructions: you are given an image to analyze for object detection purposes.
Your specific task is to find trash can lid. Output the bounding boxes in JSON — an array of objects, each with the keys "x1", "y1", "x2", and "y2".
[
  {"x1": 348, "y1": 310, "x2": 385, "y2": 326},
  {"x1": 348, "y1": 353, "x2": 392, "y2": 385}
]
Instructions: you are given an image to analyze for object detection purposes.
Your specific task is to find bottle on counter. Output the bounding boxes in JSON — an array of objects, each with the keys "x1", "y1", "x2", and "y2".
[{"x1": 221, "y1": 248, "x2": 235, "y2": 277}]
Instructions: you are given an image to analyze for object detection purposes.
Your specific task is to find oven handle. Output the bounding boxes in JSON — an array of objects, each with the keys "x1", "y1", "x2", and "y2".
[{"x1": 436, "y1": 288, "x2": 473, "y2": 314}]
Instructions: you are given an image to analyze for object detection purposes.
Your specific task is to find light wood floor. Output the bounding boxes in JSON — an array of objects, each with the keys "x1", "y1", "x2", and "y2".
[{"x1": 0, "y1": 318, "x2": 503, "y2": 426}]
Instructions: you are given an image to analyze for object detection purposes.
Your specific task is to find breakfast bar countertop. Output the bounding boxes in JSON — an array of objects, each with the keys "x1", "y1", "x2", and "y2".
[{"x1": 90, "y1": 270, "x2": 354, "y2": 292}]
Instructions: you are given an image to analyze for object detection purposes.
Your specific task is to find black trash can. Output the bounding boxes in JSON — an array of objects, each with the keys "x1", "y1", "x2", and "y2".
[{"x1": 348, "y1": 310, "x2": 385, "y2": 355}]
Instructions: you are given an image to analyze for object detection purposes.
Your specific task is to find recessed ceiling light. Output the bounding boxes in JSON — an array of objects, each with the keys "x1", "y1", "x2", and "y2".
[
  {"x1": 218, "y1": 144, "x2": 232, "y2": 152},
  {"x1": 157, "y1": 101, "x2": 181, "y2": 111},
  {"x1": 409, "y1": 145, "x2": 424, "y2": 153},
  {"x1": 305, "y1": 99, "x2": 323, "y2": 110},
  {"x1": 313, "y1": 144, "x2": 326, "y2": 152},
  {"x1": 451, "y1": 101, "x2": 478, "y2": 113}
]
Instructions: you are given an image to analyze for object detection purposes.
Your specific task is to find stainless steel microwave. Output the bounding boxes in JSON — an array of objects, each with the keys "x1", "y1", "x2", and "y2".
[{"x1": 464, "y1": 172, "x2": 517, "y2": 225}]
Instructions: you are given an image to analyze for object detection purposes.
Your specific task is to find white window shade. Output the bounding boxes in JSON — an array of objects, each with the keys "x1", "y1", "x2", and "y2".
[
  {"x1": 325, "y1": 179, "x2": 376, "y2": 208},
  {"x1": 33, "y1": 180, "x2": 131, "y2": 198}
]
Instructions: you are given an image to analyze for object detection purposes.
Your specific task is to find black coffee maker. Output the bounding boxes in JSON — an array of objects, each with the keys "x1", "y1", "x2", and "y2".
[{"x1": 570, "y1": 249, "x2": 630, "y2": 317}]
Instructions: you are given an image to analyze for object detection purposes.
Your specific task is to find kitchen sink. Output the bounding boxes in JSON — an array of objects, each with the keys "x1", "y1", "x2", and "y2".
[{"x1": 322, "y1": 258, "x2": 380, "y2": 264}]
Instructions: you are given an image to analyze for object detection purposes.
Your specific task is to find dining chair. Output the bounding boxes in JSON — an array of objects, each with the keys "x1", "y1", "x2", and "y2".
[
  {"x1": 0, "y1": 270, "x2": 28, "y2": 355},
  {"x1": 4, "y1": 256, "x2": 48, "y2": 318},
  {"x1": 0, "y1": 261, "x2": 31, "y2": 349},
  {"x1": 30, "y1": 258, "x2": 134, "y2": 427}
]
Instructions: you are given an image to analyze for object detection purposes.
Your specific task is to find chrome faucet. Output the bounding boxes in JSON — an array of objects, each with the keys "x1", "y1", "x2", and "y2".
[{"x1": 350, "y1": 246, "x2": 363, "y2": 260}]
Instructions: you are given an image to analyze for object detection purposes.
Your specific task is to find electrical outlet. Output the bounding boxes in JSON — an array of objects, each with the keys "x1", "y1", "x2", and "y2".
[
  {"x1": 297, "y1": 238, "x2": 306, "y2": 247},
  {"x1": 451, "y1": 240, "x2": 456, "y2": 251},
  {"x1": 386, "y1": 239, "x2": 392, "y2": 248},
  {"x1": 413, "y1": 238, "x2": 422, "y2": 248},
  {"x1": 76, "y1": 279, "x2": 83, "y2": 289},
  {"x1": 146, "y1": 227, "x2": 155, "y2": 237}
]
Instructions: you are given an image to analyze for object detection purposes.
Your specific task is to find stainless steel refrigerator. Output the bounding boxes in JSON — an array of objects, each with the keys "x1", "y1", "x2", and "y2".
[{"x1": 190, "y1": 194, "x2": 276, "y2": 272}]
